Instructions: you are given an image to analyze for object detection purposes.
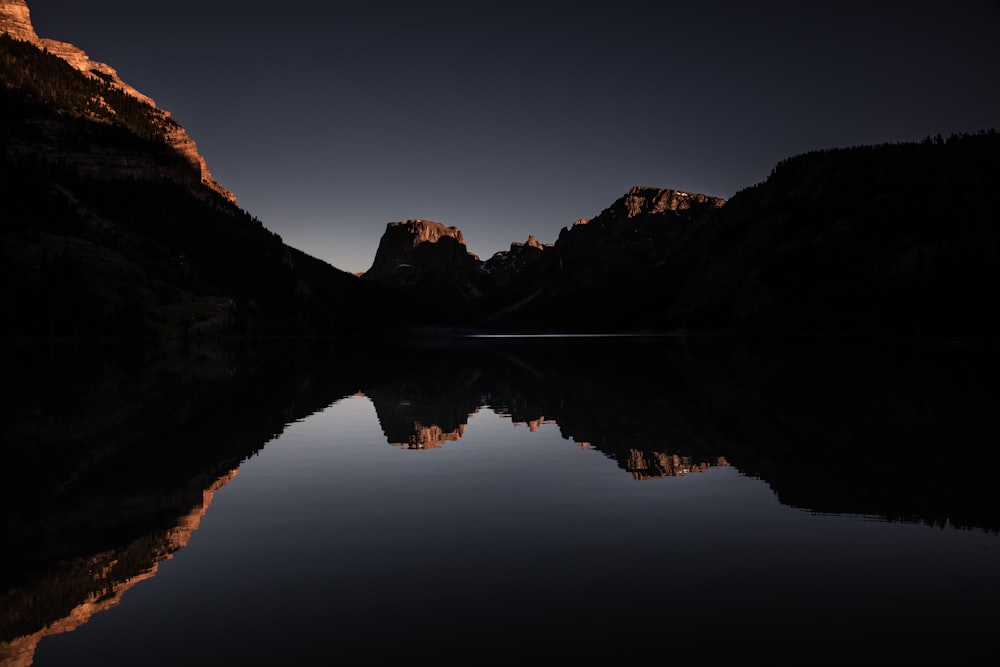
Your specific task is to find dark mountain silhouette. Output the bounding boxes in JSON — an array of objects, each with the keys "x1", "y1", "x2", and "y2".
[
  {"x1": 659, "y1": 133, "x2": 1000, "y2": 338},
  {"x1": 482, "y1": 186, "x2": 726, "y2": 330},
  {"x1": 361, "y1": 187, "x2": 727, "y2": 330},
  {"x1": 0, "y1": 27, "x2": 448, "y2": 339},
  {"x1": 361, "y1": 219, "x2": 489, "y2": 318},
  {"x1": 4, "y1": 0, "x2": 998, "y2": 341},
  {"x1": 361, "y1": 136, "x2": 999, "y2": 339}
]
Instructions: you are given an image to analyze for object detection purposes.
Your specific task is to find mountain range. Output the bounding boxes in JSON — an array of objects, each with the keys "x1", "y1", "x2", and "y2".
[{"x1": 3, "y1": 0, "x2": 998, "y2": 341}]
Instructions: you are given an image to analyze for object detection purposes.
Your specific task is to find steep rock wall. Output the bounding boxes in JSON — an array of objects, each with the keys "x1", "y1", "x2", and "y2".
[{"x1": 0, "y1": 0, "x2": 235, "y2": 204}]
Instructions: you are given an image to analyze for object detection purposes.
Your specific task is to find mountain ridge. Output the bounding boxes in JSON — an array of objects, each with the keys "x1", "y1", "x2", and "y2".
[
  {"x1": 360, "y1": 134, "x2": 999, "y2": 339},
  {"x1": 1, "y1": 7, "x2": 452, "y2": 339},
  {"x1": 3, "y1": 0, "x2": 998, "y2": 341},
  {"x1": 360, "y1": 186, "x2": 728, "y2": 325},
  {"x1": 0, "y1": 0, "x2": 235, "y2": 204}
]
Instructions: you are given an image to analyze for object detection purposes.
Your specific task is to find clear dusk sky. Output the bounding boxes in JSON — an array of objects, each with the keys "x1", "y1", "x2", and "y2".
[{"x1": 25, "y1": 1, "x2": 1000, "y2": 274}]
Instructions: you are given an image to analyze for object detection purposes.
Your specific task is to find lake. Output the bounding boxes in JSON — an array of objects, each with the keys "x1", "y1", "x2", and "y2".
[{"x1": 2, "y1": 335, "x2": 998, "y2": 664}]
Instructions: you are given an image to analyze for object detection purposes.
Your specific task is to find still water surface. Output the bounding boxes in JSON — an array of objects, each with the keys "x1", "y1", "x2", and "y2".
[{"x1": 3, "y1": 337, "x2": 999, "y2": 663}]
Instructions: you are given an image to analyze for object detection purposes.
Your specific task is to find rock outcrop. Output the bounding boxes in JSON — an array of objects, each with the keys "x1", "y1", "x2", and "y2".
[
  {"x1": 547, "y1": 186, "x2": 725, "y2": 277},
  {"x1": 619, "y1": 186, "x2": 725, "y2": 217},
  {"x1": 362, "y1": 219, "x2": 488, "y2": 313},
  {"x1": 483, "y1": 235, "x2": 551, "y2": 287},
  {"x1": 364, "y1": 219, "x2": 478, "y2": 281},
  {"x1": 481, "y1": 186, "x2": 727, "y2": 330},
  {"x1": 0, "y1": 0, "x2": 34, "y2": 42},
  {"x1": 0, "y1": 0, "x2": 235, "y2": 204}
]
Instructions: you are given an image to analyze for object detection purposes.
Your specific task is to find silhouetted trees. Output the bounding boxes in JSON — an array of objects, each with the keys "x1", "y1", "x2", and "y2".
[{"x1": 0, "y1": 34, "x2": 171, "y2": 143}]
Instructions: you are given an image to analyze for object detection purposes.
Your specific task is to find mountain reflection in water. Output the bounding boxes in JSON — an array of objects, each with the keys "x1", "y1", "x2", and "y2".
[
  {"x1": 1, "y1": 336, "x2": 998, "y2": 663},
  {"x1": 364, "y1": 343, "x2": 732, "y2": 479}
]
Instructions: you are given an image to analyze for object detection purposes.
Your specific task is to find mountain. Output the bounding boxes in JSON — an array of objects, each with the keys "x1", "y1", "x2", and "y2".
[
  {"x1": 480, "y1": 186, "x2": 725, "y2": 331},
  {"x1": 361, "y1": 135, "x2": 999, "y2": 339},
  {"x1": 482, "y1": 234, "x2": 550, "y2": 287},
  {"x1": 362, "y1": 219, "x2": 489, "y2": 316},
  {"x1": 361, "y1": 187, "x2": 726, "y2": 329},
  {"x1": 4, "y1": 0, "x2": 997, "y2": 341},
  {"x1": 0, "y1": 0, "x2": 233, "y2": 204},
  {"x1": 1, "y1": 1, "x2": 445, "y2": 339},
  {"x1": 660, "y1": 132, "x2": 1000, "y2": 339}
]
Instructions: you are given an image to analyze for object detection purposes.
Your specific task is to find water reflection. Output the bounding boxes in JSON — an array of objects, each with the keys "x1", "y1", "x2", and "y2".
[
  {"x1": 363, "y1": 342, "x2": 733, "y2": 479},
  {"x1": 0, "y1": 470, "x2": 236, "y2": 667},
  {"x1": 1, "y1": 335, "x2": 998, "y2": 663},
  {"x1": 1, "y1": 339, "x2": 354, "y2": 666},
  {"x1": 364, "y1": 336, "x2": 999, "y2": 518}
]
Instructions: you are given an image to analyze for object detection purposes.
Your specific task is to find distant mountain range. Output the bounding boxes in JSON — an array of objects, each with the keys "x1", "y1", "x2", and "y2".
[
  {"x1": 360, "y1": 140, "x2": 1000, "y2": 339},
  {"x1": 3, "y1": 0, "x2": 998, "y2": 341}
]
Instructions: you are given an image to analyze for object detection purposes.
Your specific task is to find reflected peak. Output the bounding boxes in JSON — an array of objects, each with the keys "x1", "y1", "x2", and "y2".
[
  {"x1": 392, "y1": 422, "x2": 467, "y2": 450},
  {"x1": 0, "y1": 467, "x2": 239, "y2": 667},
  {"x1": 626, "y1": 452, "x2": 729, "y2": 480}
]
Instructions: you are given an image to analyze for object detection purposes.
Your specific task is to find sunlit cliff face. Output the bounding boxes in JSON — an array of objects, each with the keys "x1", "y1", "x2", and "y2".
[
  {"x1": 0, "y1": 0, "x2": 237, "y2": 204},
  {"x1": 620, "y1": 187, "x2": 726, "y2": 218},
  {"x1": 0, "y1": 0, "x2": 152, "y2": 105},
  {"x1": 0, "y1": 1, "x2": 35, "y2": 42},
  {"x1": 363, "y1": 219, "x2": 481, "y2": 281}
]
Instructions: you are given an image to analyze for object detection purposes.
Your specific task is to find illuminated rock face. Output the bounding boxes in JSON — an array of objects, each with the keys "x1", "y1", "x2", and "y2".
[
  {"x1": 0, "y1": 0, "x2": 236, "y2": 204},
  {"x1": 484, "y1": 235, "x2": 551, "y2": 287},
  {"x1": 0, "y1": 0, "x2": 34, "y2": 41},
  {"x1": 540, "y1": 185, "x2": 725, "y2": 283},
  {"x1": 389, "y1": 219, "x2": 468, "y2": 248},
  {"x1": 362, "y1": 219, "x2": 488, "y2": 309},
  {"x1": 365, "y1": 219, "x2": 478, "y2": 279},
  {"x1": 619, "y1": 186, "x2": 725, "y2": 217}
]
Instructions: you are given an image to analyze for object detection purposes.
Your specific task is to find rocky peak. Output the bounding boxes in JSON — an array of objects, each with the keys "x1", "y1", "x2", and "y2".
[
  {"x1": 1, "y1": 0, "x2": 152, "y2": 106},
  {"x1": 0, "y1": 0, "x2": 236, "y2": 204},
  {"x1": 484, "y1": 234, "x2": 550, "y2": 284},
  {"x1": 0, "y1": 0, "x2": 35, "y2": 42},
  {"x1": 388, "y1": 219, "x2": 468, "y2": 248},
  {"x1": 619, "y1": 186, "x2": 726, "y2": 218},
  {"x1": 521, "y1": 235, "x2": 545, "y2": 250},
  {"x1": 497, "y1": 234, "x2": 550, "y2": 255},
  {"x1": 555, "y1": 186, "x2": 725, "y2": 246},
  {"x1": 363, "y1": 219, "x2": 482, "y2": 285}
]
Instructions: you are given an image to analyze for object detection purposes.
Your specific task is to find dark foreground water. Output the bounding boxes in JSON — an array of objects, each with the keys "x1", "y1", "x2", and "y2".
[{"x1": 2, "y1": 336, "x2": 998, "y2": 664}]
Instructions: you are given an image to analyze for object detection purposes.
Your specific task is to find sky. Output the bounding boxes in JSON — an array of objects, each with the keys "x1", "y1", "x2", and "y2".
[{"x1": 24, "y1": 1, "x2": 1000, "y2": 274}]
